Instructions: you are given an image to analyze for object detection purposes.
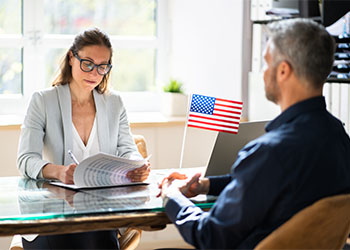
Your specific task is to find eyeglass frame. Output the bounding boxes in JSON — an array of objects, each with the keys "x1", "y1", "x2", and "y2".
[{"x1": 72, "y1": 51, "x2": 112, "y2": 76}]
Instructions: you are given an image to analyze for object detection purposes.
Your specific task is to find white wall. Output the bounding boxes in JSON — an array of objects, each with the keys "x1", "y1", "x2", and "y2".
[
  {"x1": 248, "y1": 72, "x2": 280, "y2": 121},
  {"x1": 168, "y1": 0, "x2": 244, "y2": 101}
]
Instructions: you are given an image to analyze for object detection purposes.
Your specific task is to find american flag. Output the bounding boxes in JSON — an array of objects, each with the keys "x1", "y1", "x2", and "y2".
[{"x1": 187, "y1": 94, "x2": 243, "y2": 134}]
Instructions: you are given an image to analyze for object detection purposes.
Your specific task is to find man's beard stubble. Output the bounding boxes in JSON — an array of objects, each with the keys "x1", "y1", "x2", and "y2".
[{"x1": 265, "y1": 67, "x2": 280, "y2": 104}]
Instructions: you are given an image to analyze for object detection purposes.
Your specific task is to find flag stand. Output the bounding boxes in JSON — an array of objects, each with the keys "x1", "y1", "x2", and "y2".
[{"x1": 179, "y1": 93, "x2": 193, "y2": 168}]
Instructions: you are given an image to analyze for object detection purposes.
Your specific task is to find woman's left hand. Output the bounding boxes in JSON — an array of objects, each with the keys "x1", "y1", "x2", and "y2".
[{"x1": 126, "y1": 162, "x2": 151, "y2": 182}]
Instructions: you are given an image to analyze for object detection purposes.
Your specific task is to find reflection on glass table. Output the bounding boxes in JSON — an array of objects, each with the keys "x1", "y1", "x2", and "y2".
[
  {"x1": 13, "y1": 178, "x2": 162, "y2": 220},
  {"x1": 0, "y1": 169, "x2": 215, "y2": 222},
  {"x1": 0, "y1": 169, "x2": 216, "y2": 236}
]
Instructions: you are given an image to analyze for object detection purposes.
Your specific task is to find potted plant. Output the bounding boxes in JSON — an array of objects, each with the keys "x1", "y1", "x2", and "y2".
[{"x1": 161, "y1": 79, "x2": 188, "y2": 116}]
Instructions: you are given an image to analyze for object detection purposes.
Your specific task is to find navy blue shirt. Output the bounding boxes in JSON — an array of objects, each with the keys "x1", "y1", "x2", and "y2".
[{"x1": 165, "y1": 96, "x2": 350, "y2": 249}]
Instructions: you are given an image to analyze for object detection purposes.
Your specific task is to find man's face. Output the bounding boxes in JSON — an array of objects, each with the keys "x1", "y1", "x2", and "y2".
[{"x1": 263, "y1": 43, "x2": 281, "y2": 104}]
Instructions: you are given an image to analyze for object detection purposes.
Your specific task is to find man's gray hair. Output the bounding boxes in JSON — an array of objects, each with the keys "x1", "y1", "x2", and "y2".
[{"x1": 267, "y1": 18, "x2": 335, "y2": 89}]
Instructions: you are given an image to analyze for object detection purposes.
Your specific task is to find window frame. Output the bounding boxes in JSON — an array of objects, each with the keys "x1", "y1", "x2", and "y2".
[{"x1": 0, "y1": 0, "x2": 168, "y2": 115}]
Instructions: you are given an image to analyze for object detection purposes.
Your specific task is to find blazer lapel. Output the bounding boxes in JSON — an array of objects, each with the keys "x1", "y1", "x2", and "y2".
[
  {"x1": 56, "y1": 84, "x2": 73, "y2": 165},
  {"x1": 93, "y1": 90, "x2": 110, "y2": 154}
]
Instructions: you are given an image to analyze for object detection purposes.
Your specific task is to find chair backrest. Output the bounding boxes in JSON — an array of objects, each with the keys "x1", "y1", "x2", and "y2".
[
  {"x1": 255, "y1": 194, "x2": 350, "y2": 250},
  {"x1": 133, "y1": 135, "x2": 148, "y2": 158}
]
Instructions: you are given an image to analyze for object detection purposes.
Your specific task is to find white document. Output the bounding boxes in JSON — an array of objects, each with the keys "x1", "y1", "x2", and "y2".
[{"x1": 50, "y1": 153, "x2": 150, "y2": 189}]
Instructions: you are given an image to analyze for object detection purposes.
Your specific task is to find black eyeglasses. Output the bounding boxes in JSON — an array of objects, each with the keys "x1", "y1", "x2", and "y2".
[{"x1": 72, "y1": 51, "x2": 112, "y2": 76}]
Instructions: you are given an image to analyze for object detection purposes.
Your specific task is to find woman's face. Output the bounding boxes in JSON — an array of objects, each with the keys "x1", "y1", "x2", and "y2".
[{"x1": 69, "y1": 45, "x2": 111, "y2": 92}]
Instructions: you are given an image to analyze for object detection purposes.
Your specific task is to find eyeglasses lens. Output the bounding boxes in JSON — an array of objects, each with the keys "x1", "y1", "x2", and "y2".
[
  {"x1": 81, "y1": 61, "x2": 94, "y2": 72},
  {"x1": 80, "y1": 60, "x2": 111, "y2": 75},
  {"x1": 97, "y1": 65, "x2": 111, "y2": 75}
]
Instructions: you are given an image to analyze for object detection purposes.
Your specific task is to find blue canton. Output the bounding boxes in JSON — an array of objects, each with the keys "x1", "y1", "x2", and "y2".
[{"x1": 190, "y1": 94, "x2": 216, "y2": 115}]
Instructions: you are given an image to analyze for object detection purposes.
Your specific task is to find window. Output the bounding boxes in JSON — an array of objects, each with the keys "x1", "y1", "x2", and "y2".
[
  {"x1": 0, "y1": 0, "x2": 166, "y2": 115},
  {"x1": 0, "y1": 0, "x2": 22, "y2": 97}
]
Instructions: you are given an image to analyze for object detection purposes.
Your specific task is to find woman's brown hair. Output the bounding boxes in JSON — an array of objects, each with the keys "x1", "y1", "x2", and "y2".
[{"x1": 52, "y1": 28, "x2": 113, "y2": 94}]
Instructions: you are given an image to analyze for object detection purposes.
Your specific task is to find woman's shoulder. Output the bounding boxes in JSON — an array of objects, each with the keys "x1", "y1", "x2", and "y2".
[
  {"x1": 30, "y1": 86, "x2": 56, "y2": 100},
  {"x1": 98, "y1": 88, "x2": 123, "y2": 102},
  {"x1": 33, "y1": 85, "x2": 66, "y2": 96},
  {"x1": 104, "y1": 88, "x2": 121, "y2": 97},
  {"x1": 30, "y1": 86, "x2": 67, "y2": 106}
]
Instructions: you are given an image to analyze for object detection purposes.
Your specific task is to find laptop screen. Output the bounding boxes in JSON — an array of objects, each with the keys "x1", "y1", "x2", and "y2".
[{"x1": 204, "y1": 120, "x2": 268, "y2": 177}]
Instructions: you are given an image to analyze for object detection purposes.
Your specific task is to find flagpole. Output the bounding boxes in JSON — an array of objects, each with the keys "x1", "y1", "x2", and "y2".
[{"x1": 179, "y1": 93, "x2": 192, "y2": 169}]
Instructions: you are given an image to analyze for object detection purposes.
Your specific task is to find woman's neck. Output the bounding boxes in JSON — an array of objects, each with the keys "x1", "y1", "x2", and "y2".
[{"x1": 69, "y1": 83, "x2": 94, "y2": 105}]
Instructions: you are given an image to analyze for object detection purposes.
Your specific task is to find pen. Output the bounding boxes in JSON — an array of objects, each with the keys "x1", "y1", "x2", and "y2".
[{"x1": 68, "y1": 150, "x2": 80, "y2": 165}]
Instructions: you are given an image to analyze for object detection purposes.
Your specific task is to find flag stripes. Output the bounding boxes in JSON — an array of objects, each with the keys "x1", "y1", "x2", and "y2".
[
  {"x1": 187, "y1": 124, "x2": 239, "y2": 134},
  {"x1": 187, "y1": 94, "x2": 243, "y2": 134}
]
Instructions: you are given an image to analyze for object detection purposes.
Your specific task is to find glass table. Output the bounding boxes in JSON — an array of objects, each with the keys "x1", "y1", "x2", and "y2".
[{"x1": 0, "y1": 169, "x2": 215, "y2": 236}]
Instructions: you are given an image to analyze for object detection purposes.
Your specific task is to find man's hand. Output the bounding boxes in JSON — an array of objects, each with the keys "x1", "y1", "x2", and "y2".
[
  {"x1": 157, "y1": 172, "x2": 210, "y2": 199},
  {"x1": 157, "y1": 172, "x2": 185, "y2": 200},
  {"x1": 126, "y1": 162, "x2": 151, "y2": 182},
  {"x1": 179, "y1": 173, "x2": 204, "y2": 198}
]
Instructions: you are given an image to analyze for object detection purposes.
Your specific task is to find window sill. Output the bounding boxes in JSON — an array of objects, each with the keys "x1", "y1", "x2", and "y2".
[
  {"x1": 0, "y1": 113, "x2": 186, "y2": 130},
  {"x1": 129, "y1": 112, "x2": 186, "y2": 128},
  {"x1": 0, "y1": 115, "x2": 23, "y2": 130}
]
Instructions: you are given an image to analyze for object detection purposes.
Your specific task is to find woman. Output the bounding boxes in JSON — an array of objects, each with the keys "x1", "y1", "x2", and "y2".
[{"x1": 17, "y1": 28, "x2": 150, "y2": 249}]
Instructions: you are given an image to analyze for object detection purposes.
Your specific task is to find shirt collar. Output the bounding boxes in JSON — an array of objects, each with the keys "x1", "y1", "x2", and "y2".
[{"x1": 265, "y1": 96, "x2": 326, "y2": 132}]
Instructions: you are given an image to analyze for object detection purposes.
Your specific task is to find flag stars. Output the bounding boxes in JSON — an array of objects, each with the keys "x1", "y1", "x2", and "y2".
[{"x1": 190, "y1": 94, "x2": 215, "y2": 115}]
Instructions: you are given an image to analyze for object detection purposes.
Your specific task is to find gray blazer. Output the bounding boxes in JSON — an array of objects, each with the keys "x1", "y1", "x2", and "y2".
[{"x1": 17, "y1": 84, "x2": 140, "y2": 179}]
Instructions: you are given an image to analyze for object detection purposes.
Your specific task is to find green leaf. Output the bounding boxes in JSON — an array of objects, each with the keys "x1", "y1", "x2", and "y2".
[{"x1": 163, "y1": 79, "x2": 183, "y2": 93}]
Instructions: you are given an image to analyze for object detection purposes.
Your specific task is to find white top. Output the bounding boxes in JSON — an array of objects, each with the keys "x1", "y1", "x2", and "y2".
[{"x1": 72, "y1": 116, "x2": 100, "y2": 162}]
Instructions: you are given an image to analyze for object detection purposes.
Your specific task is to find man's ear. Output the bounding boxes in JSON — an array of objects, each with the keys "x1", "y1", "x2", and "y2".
[{"x1": 276, "y1": 60, "x2": 292, "y2": 83}]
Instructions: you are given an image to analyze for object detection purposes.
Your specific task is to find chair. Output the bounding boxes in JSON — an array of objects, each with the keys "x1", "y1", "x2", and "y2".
[
  {"x1": 10, "y1": 135, "x2": 148, "y2": 250},
  {"x1": 255, "y1": 194, "x2": 350, "y2": 250},
  {"x1": 133, "y1": 134, "x2": 148, "y2": 159}
]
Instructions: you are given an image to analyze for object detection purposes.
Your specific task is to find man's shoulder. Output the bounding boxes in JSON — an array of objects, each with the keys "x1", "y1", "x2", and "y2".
[
  {"x1": 238, "y1": 125, "x2": 305, "y2": 164},
  {"x1": 258, "y1": 112, "x2": 350, "y2": 157},
  {"x1": 292, "y1": 110, "x2": 349, "y2": 142},
  {"x1": 244, "y1": 131, "x2": 284, "y2": 150}
]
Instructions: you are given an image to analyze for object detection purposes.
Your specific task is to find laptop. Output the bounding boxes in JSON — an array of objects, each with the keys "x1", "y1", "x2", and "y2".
[{"x1": 204, "y1": 120, "x2": 269, "y2": 177}]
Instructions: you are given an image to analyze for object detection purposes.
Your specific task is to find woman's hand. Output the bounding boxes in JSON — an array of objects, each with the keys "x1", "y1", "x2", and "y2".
[
  {"x1": 42, "y1": 163, "x2": 77, "y2": 184},
  {"x1": 58, "y1": 163, "x2": 77, "y2": 184},
  {"x1": 126, "y1": 162, "x2": 151, "y2": 182},
  {"x1": 42, "y1": 182, "x2": 76, "y2": 207}
]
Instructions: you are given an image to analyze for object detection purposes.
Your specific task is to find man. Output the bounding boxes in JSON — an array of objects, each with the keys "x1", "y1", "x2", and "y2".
[{"x1": 158, "y1": 18, "x2": 350, "y2": 249}]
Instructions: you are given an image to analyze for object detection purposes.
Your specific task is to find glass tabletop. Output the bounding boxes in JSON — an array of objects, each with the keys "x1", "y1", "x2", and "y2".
[{"x1": 0, "y1": 170, "x2": 215, "y2": 221}]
